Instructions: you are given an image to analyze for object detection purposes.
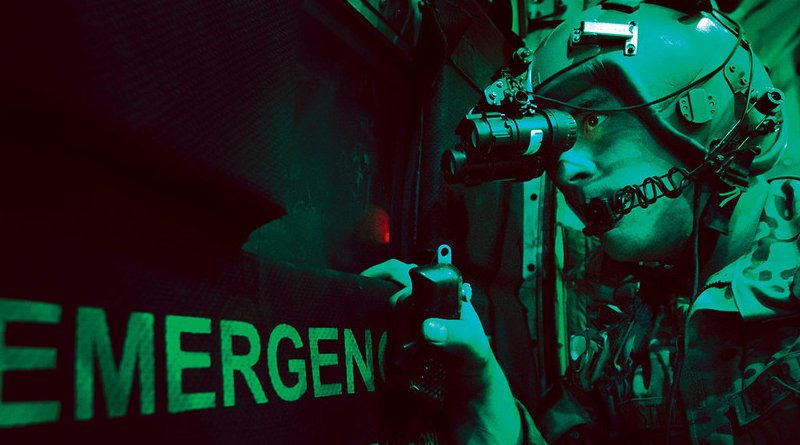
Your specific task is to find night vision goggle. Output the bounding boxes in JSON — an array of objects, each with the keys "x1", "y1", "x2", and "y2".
[
  {"x1": 442, "y1": 50, "x2": 578, "y2": 185},
  {"x1": 443, "y1": 26, "x2": 785, "y2": 238}
]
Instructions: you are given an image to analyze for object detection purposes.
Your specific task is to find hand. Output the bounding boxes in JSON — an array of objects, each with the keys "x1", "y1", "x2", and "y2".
[
  {"x1": 422, "y1": 300, "x2": 522, "y2": 445},
  {"x1": 362, "y1": 259, "x2": 522, "y2": 444},
  {"x1": 421, "y1": 301, "x2": 493, "y2": 390},
  {"x1": 361, "y1": 259, "x2": 491, "y2": 374},
  {"x1": 361, "y1": 258, "x2": 417, "y2": 306}
]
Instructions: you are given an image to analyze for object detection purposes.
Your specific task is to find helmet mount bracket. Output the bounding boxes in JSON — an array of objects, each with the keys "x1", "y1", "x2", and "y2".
[
  {"x1": 723, "y1": 62, "x2": 750, "y2": 95},
  {"x1": 570, "y1": 21, "x2": 639, "y2": 56},
  {"x1": 678, "y1": 89, "x2": 716, "y2": 124}
]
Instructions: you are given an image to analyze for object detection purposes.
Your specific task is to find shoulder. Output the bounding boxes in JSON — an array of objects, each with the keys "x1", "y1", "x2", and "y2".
[
  {"x1": 729, "y1": 176, "x2": 800, "y2": 320},
  {"x1": 764, "y1": 176, "x2": 800, "y2": 225}
]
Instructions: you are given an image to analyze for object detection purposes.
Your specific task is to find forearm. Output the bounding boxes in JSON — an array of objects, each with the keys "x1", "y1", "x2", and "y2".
[{"x1": 448, "y1": 357, "x2": 525, "y2": 445}]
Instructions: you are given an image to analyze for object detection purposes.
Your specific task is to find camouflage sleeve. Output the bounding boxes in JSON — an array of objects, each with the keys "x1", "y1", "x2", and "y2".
[{"x1": 731, "y1": 178, "x2": 800, "y2": 320}]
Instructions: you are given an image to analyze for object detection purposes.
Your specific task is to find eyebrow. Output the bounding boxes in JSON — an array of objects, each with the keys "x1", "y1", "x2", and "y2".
[
  {"x1": 571, "y1": 91, "x2": 611, "y2": 109},
  {"x1": 537, "y1": 87, "x2": 615, "y2": 112}
]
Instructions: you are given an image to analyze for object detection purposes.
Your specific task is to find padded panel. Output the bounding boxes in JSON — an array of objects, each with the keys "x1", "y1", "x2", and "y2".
[{"x1": 0, "y1": 226, "x2": 410, "y2": 444}]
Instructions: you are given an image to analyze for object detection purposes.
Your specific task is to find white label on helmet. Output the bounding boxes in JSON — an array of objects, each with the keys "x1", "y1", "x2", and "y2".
[
  {"x1": 581, "y1": 22, "x2": 633, "y2": 38},
  {"x1": 525, "y1": 129, "x2": 544, "y2": 155}
]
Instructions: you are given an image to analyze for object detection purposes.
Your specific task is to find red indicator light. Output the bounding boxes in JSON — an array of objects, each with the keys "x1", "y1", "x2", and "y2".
[{"x1": 357, "y1": 205, "x2": 390, "y2": 245}]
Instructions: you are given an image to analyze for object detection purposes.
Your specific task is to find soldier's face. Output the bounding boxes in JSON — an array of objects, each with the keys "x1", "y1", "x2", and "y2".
[{"x1": 548, "y1": 86, "x2": 696, "y2": 262}]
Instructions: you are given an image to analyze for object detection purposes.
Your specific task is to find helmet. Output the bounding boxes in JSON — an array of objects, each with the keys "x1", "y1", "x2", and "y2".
[{"x1": 530, "y1": 1, "x2": 786, "y2": 176}]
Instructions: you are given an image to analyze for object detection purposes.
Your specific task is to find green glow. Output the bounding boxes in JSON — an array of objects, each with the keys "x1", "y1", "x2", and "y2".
[
  {"x1": 165, "y1": 315, "x2": 215, "y2": 413},
  {"x1": 0, "y1": 298, "x2": 61, "y2": 427},
  {"x1": 309, "y1": 327, "x2": 342, "y2": 398},
  {"x1": 75, "y1": 308, "x2": 155, "y2": 420},
  {"x1": 267, "y1": 324, "x2": 307, "y2": 401},
  {"x1": 220, "y1": 320, "x2": 267, "y2": 407},
  {"x1": 343, "y1": 328, "x2": 374, "y2": 393},
  {"x1": 1, "y1": 296, "x2": 385, "y2": 429}
]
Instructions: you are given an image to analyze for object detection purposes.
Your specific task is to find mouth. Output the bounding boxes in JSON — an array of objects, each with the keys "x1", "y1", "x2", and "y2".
[
  {"x1": 563, "y1": 187, "x2": 614, "y2": 218},
  {"x1": 561, "y1": 168, "x2": 691, "y2": 237},
  {"x1": 582, "y1": 183, "x2": 622, "y2": 202},
  {"x1": 555, "y1": 189, "x2": 620, "y2": 237}
]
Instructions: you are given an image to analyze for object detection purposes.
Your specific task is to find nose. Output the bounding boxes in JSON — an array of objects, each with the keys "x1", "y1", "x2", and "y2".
[{"x1": 554, "y1": 148, "x2": 598, "y2": 187}]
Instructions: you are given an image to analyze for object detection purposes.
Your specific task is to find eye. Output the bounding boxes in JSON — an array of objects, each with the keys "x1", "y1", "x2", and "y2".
[{"x1": 581, "y1": 113, "x2": 606, "y2": 134}]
